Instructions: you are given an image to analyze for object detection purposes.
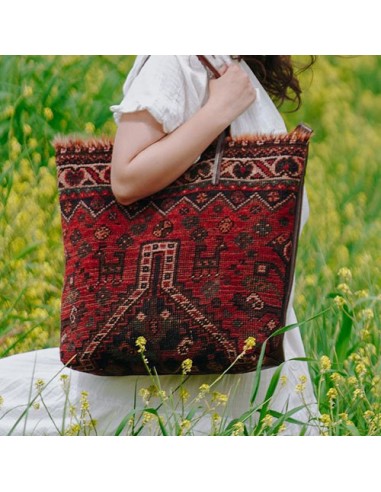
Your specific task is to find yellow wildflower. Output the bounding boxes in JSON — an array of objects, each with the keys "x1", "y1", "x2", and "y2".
[
  {"x1": 319, "y1": 355, "x2": 332, "y2": 373},
  {"x1": 211, "y1": 392, "x2": 229, "y2": 406},
  {"x1": 355, "y1": 289, "x2": 369, "y2": 298},
  {"x1": 330, "y1": 372, "x2": 344, "y2": 384},
  {"x1": 196, "y1": 383, "x2": 210, "y2": 401},
  {"x1": 327, "y1": 388, "x2": 338, "y2": 400},
  {"x1": 338, "y1": 412, "x2": 349, "y2": 422},
  {"x1": 85, "y1": 122, "x2": 95, "y2": 134},
  {"x1": 180, "y1": 387, "x2": 190, "y2": 403},
  {"x1": 280, "y1": 375, "x2": 288, "y2": 387},
  {"x1": 366, "y1": 344, "x2": 376, "y2": 356},
  {"x1": 243, "y1": 336, "x2": 256, "y2": 352},
  {"x1": 135, "y1": 336, "x2": 147, "y2": 353},
  {"x1": 333, "y1": 295, "x2": 345, "y2": 308},
  {"x1": 319, "y1": 414, "x2": 331, "y2": 426},
  {"x1": 232, "y1": 421, "x2": 244, "y2": 436},
  {"x1": 180, "y1": 419, "x2": 191, "y2": 433},
  {"x1": 146, "y1": 385, "x2": 159, "y2": 398},
  {"x1": 158, "y1": 390, "x2": 167, "y2": 401},
  {"x1": 262, "y1": 414, "x2": 273, "y2": 428},
  {"x1": 305, "y1": 274, "x2": 317, "y2": 286},
  {"x1": 295, "y1": 382, "x2": 305, "y2": 394},
  {"x1": 337, "y1": 283, "x2": 352, "y2": 295},
  {"x1": 355, "y1": 362, "x2": 367, "y2": 377},
  {"x1": 337, "y1": 267, "x2": 352, "y2": 283},
  {"x1": 353, "y1": 388, "x2": 365, "y2": 400},
  {"x1": 347, "y1": 376, "x2": 358, "y2": 385},
  {"x1": 348, "y1": 352, "x2": 361, "y2": 362},
  {"x1": 295, "y1": 374, "x2": 308, "y2": 394},
  {"x1": 139, "y1": 387, "x2": 151, "y2": 405},
  {"x1": 34, "y1": 378, "x2": 45, "y2": 393},
  {"x1": 28, "y1": 137, "x2": 38, "y2": 149},
  {"x1": 60, "y1": 374, "x2": 70, "y2": 391},
  {"x1": 10, "y1": 137, "x2": 21, "y2": 157},
  {"x1": 181, "y1": 358, "x2": 193, "y2": 375},
  {"x1": 199, "y1": 383, "x2": 210, "y2": 393},
  {"x1": 371, "y1": 375, "x2": 381, "y2": 388},
  {"x1": 360, "y1": 328, "x2": 371, "y2": 342},
  {"x1": 33, "y1": 402, "x2": 40, "y2": 410},
  {"x1": 277, "y1": 423, "x2": 287, "y2": 434},
  {"x1": 80, "y1": 391, "x2": 90, "y2": 411},
  {"x1": 23, "y1": 85, "x2": 33, "y2": 97},
  {"x1": 32, "y1": 152, "x2": 41, "y2": 165},
  {"x1": 3, "y1": 105, "x2": 15, "y2": 118},
  {"x1": 66, "y1": 424, "x2": 81, "y2": 435},
  {"x1": 360, "y1": 308, "x2": 374, "y2": 320},
  {"x1": 43, "y1": 107, "x2": 54, "y2": 121},
  {"x1": 0, "y1": 395, "x2": 4, "y2": 407},
  {"x1": 364, "y1": 410, "x2": 374, "y2": 421},
  {"x1": 88, "y1": 419, "x2": 98, "y2": 430},
  {"x1": 142, "y1": 411, "x2": 155, "y2": 425}
]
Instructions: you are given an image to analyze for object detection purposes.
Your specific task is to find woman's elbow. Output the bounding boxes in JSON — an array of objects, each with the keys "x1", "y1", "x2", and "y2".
[
  {"x1": 110, "y1": 166, "x2": 137, "y2": 206},
  {"x1": 111, "y1": 183, "x2": 137, "y2": 207}
]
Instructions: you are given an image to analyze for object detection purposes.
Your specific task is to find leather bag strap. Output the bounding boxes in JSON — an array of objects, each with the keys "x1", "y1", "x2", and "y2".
[{"x1": 196, "y1": 56, "x2": 230, "y2": 185}]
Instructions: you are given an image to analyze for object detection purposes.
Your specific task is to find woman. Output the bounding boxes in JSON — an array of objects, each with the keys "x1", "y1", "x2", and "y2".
[{"x1": 0, "y1": 55, "x2": 319, "y2": 436}]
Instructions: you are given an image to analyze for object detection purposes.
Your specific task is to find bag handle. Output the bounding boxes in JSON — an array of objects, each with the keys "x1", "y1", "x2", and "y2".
[{"x1": 197, "y1": 56, "x2": 230, "y2": 185}]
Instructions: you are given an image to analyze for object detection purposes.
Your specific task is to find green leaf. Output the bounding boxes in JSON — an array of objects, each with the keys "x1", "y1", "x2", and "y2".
[
  {"x1": 335, "y1": 303, "x2": 354, "y2": 362},
  {"x1": 114, "y1": 410, "x2": 136, "y2": 436},
  {"x1": 144, "y1": 408, "x2": 168, "y2": 436},
  {"x1": 346, "y1": 423, "x2": 361, "y2": 436}
]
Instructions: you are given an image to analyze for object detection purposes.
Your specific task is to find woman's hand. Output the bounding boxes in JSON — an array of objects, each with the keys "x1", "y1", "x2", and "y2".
[{"x1": 206, "y1": 63, "x2": 257, "y2": 125}]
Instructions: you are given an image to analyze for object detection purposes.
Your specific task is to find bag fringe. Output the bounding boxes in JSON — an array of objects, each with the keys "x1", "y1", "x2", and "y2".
[{"x1": 53, "y1": 124, "x2": 312, "y2": 154}]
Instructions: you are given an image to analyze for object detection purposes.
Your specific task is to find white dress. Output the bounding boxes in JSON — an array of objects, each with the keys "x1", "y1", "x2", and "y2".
[{"x1": 0, "y1": 56, "x2": 320, "y2": 436}]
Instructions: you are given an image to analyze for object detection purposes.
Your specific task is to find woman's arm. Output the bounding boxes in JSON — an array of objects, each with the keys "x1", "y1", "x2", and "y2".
[{"x1": 111, "y1": 62, "x2": 256, "y2": 206}]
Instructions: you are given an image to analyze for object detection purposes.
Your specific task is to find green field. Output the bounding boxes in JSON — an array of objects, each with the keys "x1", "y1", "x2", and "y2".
[{"x1": 0, "y1": 55, "x2": 380, "y2": 435}]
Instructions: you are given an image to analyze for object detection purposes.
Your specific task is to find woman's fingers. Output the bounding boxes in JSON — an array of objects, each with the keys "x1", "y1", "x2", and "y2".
[{"x1": 218, "y1": 64, "x2": 229, "y2": 76}]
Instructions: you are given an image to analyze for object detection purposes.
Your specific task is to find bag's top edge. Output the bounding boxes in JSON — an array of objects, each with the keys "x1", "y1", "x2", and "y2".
[
  {"x1": 52, "y1": 134, "x2": 114, "y2": 152},
  {"x1": 53, "y1": 125, "x2": 313, "y2": 153}
]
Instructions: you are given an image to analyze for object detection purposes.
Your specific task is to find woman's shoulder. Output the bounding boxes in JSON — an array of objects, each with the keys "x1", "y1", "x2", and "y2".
[
  {"x1": 120, "y1": 55, "x2": 213, "y2": 100},
  {"x1": 130, "y1": 55, "x2": 211, "y2": 76}
]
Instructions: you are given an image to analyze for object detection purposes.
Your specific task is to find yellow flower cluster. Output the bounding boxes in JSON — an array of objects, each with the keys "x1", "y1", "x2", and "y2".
[
  {"x1": 135, "y1": 336, "x2": 147, "y2": 353},
  {"x1": 319, "y1": 355, "x2": 332, "y2": 373},
  {"x1": 337, "y1": 267, "x2": 352, "y2": 283},
  {"x1": 295, "y1": 375, "x2": 307, "y2": 394},
  {"x1": 139, "y1": 385, "x2": 167, "y2": 406},
  {"x1": 231, "y1": 421, "x2": 244, "y2": 436},
  {"x1": 243, "y1": 336, "x2": 256, "y2": 352},
  {"x1": 181, "y1": 358, "x2": 193, "y2": 375},
  {"x1": 333, "y1": 296, "x2": 346, "y2": 308},
  {"x1": 211, "y1": 391, "x2": 229, "y2": 406}
]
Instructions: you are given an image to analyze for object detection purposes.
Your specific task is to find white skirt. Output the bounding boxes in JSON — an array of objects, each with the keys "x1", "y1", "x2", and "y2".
[{"x1": 0, "y1": 303, "x2": 321, "y2": 436}]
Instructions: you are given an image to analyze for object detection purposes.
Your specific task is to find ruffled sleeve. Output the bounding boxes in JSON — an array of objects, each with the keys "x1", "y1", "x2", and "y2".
[{"x1": 109, "y1": 55, "x2": 209, "y2": 134}]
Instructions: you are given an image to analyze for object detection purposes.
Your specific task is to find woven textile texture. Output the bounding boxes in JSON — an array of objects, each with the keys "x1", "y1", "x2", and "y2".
[{"x1": 54, "y1": 125, "x2": 312, "y2": 376}]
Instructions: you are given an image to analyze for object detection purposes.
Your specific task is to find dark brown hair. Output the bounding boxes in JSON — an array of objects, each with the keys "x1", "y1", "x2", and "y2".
[{"x1": 232, "y1": 56, "x2": 317, "y2": 111}]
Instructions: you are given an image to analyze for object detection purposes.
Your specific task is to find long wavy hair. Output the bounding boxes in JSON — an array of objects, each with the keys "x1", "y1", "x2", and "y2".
[{"x1": 232, "y1": 55, "x2": 317, "y2": 111}]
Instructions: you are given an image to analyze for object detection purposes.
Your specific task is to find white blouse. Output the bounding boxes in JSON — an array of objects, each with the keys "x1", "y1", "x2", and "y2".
[{"x1": 110, "y1": 55, "x2": 287, "y2": 136}]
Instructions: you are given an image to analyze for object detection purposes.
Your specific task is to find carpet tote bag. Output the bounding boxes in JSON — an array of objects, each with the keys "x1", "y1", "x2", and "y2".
[{"x1": 53, "y1": 55, "x2": 313, "y2": 376}]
